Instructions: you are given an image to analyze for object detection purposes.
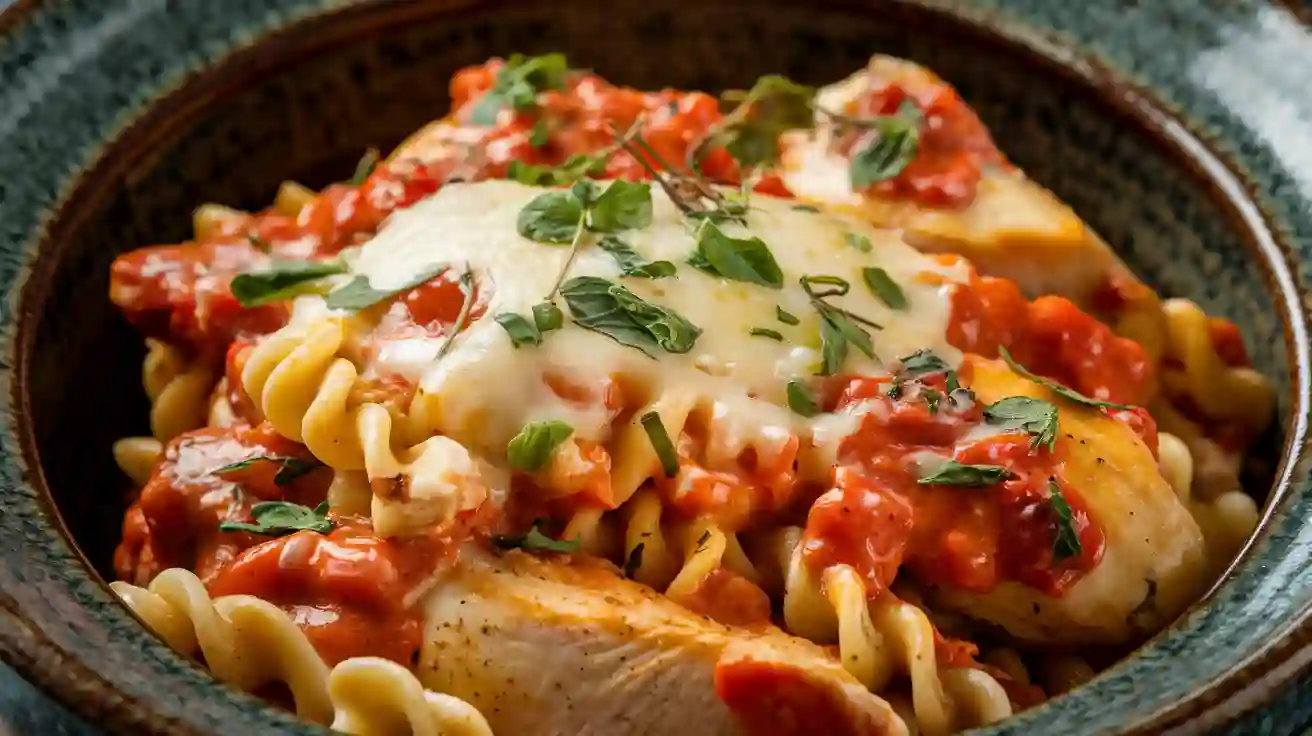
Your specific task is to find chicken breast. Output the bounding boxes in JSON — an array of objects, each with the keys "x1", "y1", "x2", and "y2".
[
  {"x1": 779, "y1": 55, "x2": 1161, "y2": 328},
  {"x1": 924, "y1": 357, "x2": 1209, "y2": 645},
  {"x1": 416, "y1": 549, "x2": 906, "y2": 736}
]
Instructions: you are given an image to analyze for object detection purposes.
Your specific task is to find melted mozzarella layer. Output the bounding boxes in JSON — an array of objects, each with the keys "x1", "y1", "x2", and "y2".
[{"x1": 297, "y1": 180, "x2": 966, "y2": 468}]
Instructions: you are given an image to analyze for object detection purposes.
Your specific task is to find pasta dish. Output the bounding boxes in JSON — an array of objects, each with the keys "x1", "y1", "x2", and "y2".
[{"x1": 105, "y1": 53, "x2": 1274, "y2": 735}]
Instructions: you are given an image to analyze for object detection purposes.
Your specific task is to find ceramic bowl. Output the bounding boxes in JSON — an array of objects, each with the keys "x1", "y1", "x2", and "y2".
[{"x1": 1, "y1": 0, "x2": 1310, "y2": 733}]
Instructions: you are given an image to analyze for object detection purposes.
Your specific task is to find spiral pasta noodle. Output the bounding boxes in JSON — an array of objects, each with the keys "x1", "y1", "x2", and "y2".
[
  {"x1": 749, "y1": 527, "x2": 1011, "y2": 735},
  {"x1": 1158, "y1": 431, "x2": 1259, "y2": 575},
  {"x1": 142, "y1": 339, "x2": 214, "y2": 443},
  {"x1": 111, "y1": 568, "x2": 491, "y2": 735}
]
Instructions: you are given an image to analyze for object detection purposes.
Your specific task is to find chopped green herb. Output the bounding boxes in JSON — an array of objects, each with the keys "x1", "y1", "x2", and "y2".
[
  {"x1": 324, "y1": 263, "x2": 448, "y2": 311},
  {"x1": 999, "y1": 347, "x2": 1136, "y2": 410},
  {"x1": 219, "y1": 500, "x2": 332, "y2": 536},
  {"x1": 247, "y1": 234, "x2": 270, "y2": 253},
  {"x1": 213, "y1": 455, "x2": 323, "y2": 486},
  {"x1": 984, "y1": 396, "x2": 1059, "y2": 452},
  {"x1": 692, "y1": 75, "x2": 816, "y2": 171},
  {"x1": 786, "y1": 380, "x2": 821, "y2": 417},
  {"x1": 494, "y1": 312, "x2": 542, "y2": 348},
  {"x1": 559, "y1": 276, "x2": 701, "y2": 356},
  {"x1": 506, "y1": 420, "x2": 574, "y2": 472},
  {"x1": 776, "y1": 306, "x2": 800, "y2": 325},
  {"x1": 640, "y1": 412, "x2": 679, "y2": 478},
  {"x1": 433, "y1": 266, "x2": 477, "y2": 361},
  {"x1": 231, "y1": 260, "x2": 347, "y2": 308},
  {"x1": 750, "y1": 327, "x2": 785, "y2": 341},
  {"x1": 493, "y1": 519, "x2": 580, "y2": 554},
  {"x1": 801, "y1": 275, "x2": 880, "y2": 375},
  {"x1": 588, "y1": 180, "x2": 653, "y2": 232},
  {"x1": 598, "y1": 235, "x2": 675, "y2": 279},
  {"x1": 517, "y1": 189, "x2": 585, "y2": 244},
  {"x1": 623, "y1": 542, "x2": 646, "y2": 578},
  {"x1": 923, "y1": 388, "x2": 943, "y2": 413},
  {"x1": 470, "y1": 53, "x2": 569, "y2": 126},
  {"x1": 898, "y1": 350, "x2": 952, "y2": 378},
  {"x1": 533, "y1": 301, "x2": 564, "y2": 332},
  {"x1": 849, "y1": 101, "x2": 923, "y2": 189},
  {"x1": 348, "y1": 148, "x2": 380, "y2": 186},
  {"x1": 844, "y1": 231, "x2": 874, "y2": 253},
  {"x1": 918, "y1": 460, "x2": 1013, "y2": 487},
  {"x1": 862, "y1": 267, "x2": 907, "y2": 310},
  {"x1": 792, "y1": 204, "x2": 821, "y2": 213},
  {"x1": 694, "y1": 530, "x2": 713, "y2": 553},
  {"x1": 506, "y1": 155, "x2": 605, "y2": 187},
  {"x1": 691, "y1": 221, "x2": 784, "y2": 289},
  {"x1": 529, "y1": 119, "x2": 551, "y2": 148},
  {"x1": 1049, "y1": 479, "x2": 1082, "y2": 561}
]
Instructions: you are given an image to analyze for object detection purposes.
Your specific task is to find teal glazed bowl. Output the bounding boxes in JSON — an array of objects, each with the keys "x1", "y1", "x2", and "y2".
[{"x1": 1, "y1": 0, "x2": 1311, "y2": 733}]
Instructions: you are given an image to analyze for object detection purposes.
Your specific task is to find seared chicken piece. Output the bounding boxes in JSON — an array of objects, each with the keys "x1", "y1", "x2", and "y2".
[
  {"x1": 417, "y1": 550, "x2": 906, "y2": 736},
  {"x1": 780, "y1": 56, "x2": 1163, "y2": 347},
  {"x1": 925, "y1": 357, "x2": 1209, "y2": 645}
]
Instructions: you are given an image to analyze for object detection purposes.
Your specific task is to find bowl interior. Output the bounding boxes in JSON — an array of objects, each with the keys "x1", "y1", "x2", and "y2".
[{"x1": 11, "y1": 0, "x2": 1296, "y2": 730}]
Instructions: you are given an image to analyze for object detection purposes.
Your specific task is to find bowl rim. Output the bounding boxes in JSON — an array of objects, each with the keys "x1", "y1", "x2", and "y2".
[{"x1": 0, "y1": 0, "x2": 1310, "y2": 733}]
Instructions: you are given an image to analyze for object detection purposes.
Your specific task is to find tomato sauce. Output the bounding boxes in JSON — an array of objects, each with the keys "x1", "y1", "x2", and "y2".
[
  {"x1": 115, "y1": 423, "x2": 331, "y2": 585},
  {"x1": 801, "y1": 372, "x2": 1105, "y2": 600},
  {"x1": 838, "y1": 79, "x2": 1007, "y2": 209},
  {"x1": 206, "y1": 517, "x2": 460, "y2": 666}
]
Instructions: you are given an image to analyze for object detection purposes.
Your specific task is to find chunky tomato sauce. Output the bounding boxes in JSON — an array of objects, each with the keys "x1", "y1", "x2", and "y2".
[
  {"x1": 838, "y1": 77, "x2": 1007, "y2": 209},
  {"x1": 115, "y1": 422, "x2": 476, "y2": 667},
  {"x1": 801, "y1": 372, "x2": 1106, "y2": 600}
]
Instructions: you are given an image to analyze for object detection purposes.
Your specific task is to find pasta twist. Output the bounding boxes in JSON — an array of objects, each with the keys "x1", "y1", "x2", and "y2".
[
  {"x1": 112, "y1": 436, "x2": 163, "y2": 488},
  {"x1": 241, "y1": 318, "x2": 494, "y2": 537},
  {"x1": 978, "y1": 647, "x2": 1094, "y2": 698},
  {"x1": 749, "y1": 527, "x2": 1011, "y2": 736},
  {"x1": 142, "y1": 339, "x2": 214, "y2": 443},
  {"x1": 112, "y1": 569, "x2": 491, "y2": 734},
  {"x1": 328, "y1": 657, "x2": 493, "y2": 736},
  {"x1": 1159, "y1": 298, "x2": 1274, "y2": 439},
  {"x1": 1158, "y1": 432, "x2": 1259, "y2": 575},
  {"x1": 565, "y1": 488, "x2": 760, "y2": 600}
]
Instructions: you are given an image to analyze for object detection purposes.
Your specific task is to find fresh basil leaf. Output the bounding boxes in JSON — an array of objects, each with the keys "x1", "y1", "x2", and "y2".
[
  {"x1": 849, "y1": 101, "x2": 923, "y2": 189},
  {"x1": 714, "y1": 75, "x2": 816, "y2": 169},
  {"x1": 324, "y1": 263, "x2": 448, "y2": 311},
  {"x1": 844, "y1": 231, "x2": 873, "y2": 253},
  {"x1": 1049, "y1": 479, "x2": 1082, "y2": 561},
  {"x1": 818, "y1": 312, "x2": 849, "y2": 377},
  {"x1": 348, "y1": 148, "x2": 380, "y2": 186},
  {"x1": 559, "y1": 276, "x2": 701, "y2": 356},
  {"x1": 517, "y1": 189, "x2": 585, "y2": 244},
  {"x1": 640, "y1": 412, "x2": 679, "y2": 477},
  {"x1": 820, "y1": 308, "x2": 875, "y2": 367},
  {"x1": 899, "y1": 350, "x2": 951, "y2": 378},
  {"x1": 999, "y1": 346, "x2": 1137, "y2": 410},
  {"x1": 507, "y1": 156, "x2": 604, "y2": 187},
  {"x1": 213, "y1": 455, "x2": 323, "y2": 486},
  {"x1": 776, "y1": 306, "x2": 800, "y2": 325},
  {"x1": 533, "y1": 301, "x2": 563, "y2": 332},
  {"x1": 985, "y1": 396, "x2": 1059, "y2": 452},
  {"x1": 589, "y1": 180, "x2": 653, "y2": 232},
  {"x1": 506, "y1": 420, "x2": 574, "y2": 472},
  {"x1": 750, "y1": 328, "x2": 784, "y2": 341},
  {"x1": 786, "y1": 380, "x2": 821, "y2": 417},
  {"x1": 231, "y1": 260, "x2": 347, "y2": 308},
  {"x1": 693, "y1": 221, "x2": 783, "y2": 289},
  {"x1": 529, "y1": 119, "x2": 551, "y2": 148},
  {"x1": 494, "y1": 312, "x2": 542, "y2": 348},
  {"x1": 597, "y1": 235, "x2": 675, "y2": 279},
  {"x1": 918, "y1": 460, "x2": 1013, "y2": 487},
  {"x1": 623, "y1": 542, "x2": 646, "y2": 578},
  {"x1": 470, "y1": 53, "x2": 569, "y2": 125},
  {"x1": 570, "y1": 179, "x2": 599, "y2": 207},
  {"x1": 862, "y1": 267, "x2": 907, "y2": 310},
  {"x1": 219, "y1": 500, "x2": 332, "y2": 536},
  {"x1": 493, "y1": 519, "x2": 580, "y2": 554}
]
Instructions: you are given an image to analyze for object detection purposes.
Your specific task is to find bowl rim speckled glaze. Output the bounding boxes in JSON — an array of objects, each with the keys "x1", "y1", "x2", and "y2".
[{"x1": 1, "y1": 1, "x2": 1311, "y2": 734}]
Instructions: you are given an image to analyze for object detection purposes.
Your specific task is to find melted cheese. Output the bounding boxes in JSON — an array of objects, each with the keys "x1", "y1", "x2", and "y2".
[{"x1": 292, "y1": 180, "x2": 967, "y2": 473}]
